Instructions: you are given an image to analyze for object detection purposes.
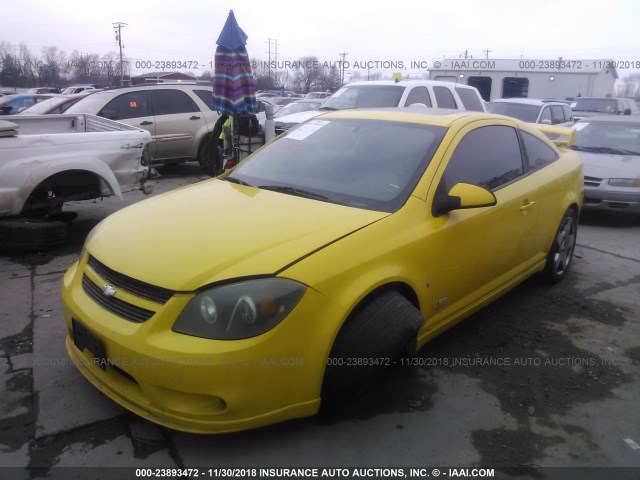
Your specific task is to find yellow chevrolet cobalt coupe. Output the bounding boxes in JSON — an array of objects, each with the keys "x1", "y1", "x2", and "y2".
[{"x1": 62, "y1": 109, "x2": 582, "y2": 433}]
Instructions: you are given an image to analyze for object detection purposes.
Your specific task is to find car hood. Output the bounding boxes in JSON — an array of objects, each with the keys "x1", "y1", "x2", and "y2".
[
  {"x1": 87, "y1": 179, "x2": 388, "y2": 291},
  {"x1": 275, "y1": 109, "x2": 325, "y2": 125},
  {"x1": 578, "y1": 151, "x2": 640, "y2": 179}
]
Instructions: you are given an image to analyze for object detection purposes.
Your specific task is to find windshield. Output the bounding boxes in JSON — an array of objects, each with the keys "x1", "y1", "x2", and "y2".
[
  {"x1": 321, "y1": 85, "x2": 405, "y2": 110},
  {"x1": 487, "y1": 102, "x2": 540, "y2": 122},
  {"x1": 573, "y1": 98, "x2": 617, "y2": 113},
  {"x1": 227, "y1": 118, "x2": 446, "y2": 212},
  {"x1": 65, "y1": 91, "x2": 113, "y2": 114},
  {"x1": 572, "y1": 121, "x2": 640, "y2": 155}
]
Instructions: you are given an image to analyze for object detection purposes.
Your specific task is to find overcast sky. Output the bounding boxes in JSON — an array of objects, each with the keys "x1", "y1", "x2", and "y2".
[{"x1": 3, "y1": 0, "x2": 640, "y2": 77}]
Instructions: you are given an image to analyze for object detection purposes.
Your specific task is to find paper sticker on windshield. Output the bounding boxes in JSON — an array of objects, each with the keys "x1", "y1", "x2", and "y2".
[
  {"x1": 573, "y1": 123, "x2": 588, "y2": 131},
  {"x1": 286, "y1": 120, "x2": 330, "y2": 141}
]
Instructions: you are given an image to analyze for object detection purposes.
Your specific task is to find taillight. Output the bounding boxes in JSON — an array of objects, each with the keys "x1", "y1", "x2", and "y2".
[{"x1": 224, "y1": 159, "x2": 236, "y2": 171}]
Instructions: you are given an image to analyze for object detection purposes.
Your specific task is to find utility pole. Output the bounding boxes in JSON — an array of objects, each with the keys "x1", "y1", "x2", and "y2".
[
  {"x1": 113, "y1": 22, "x2": 127, "y2": 86},
  {"x1": 483, "y1": 48, "x2": 492, "y2": 59},
  {"x1": 339, "y1": 51, "x2": 348, "y2": 85},
  {"x1": 266, "y1": 38, "x2": 278, "y2": 79}
]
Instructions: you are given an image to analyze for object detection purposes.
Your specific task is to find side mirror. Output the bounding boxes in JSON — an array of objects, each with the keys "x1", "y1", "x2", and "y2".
[
  {"x1": 624, "y1": 108, "x2": 631, "y2": 115},
  {"x1": 432, "y1": 183, "x2": 497, "y2": 217},
  {"x1": 0, "y1": 105, "x2": 13, "y2": 115}
]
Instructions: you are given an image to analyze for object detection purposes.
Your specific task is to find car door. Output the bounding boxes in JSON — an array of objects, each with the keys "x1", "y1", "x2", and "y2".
[
  {"x1": 97, "y1": 90, "x2": 157, "y2": 158},
  {"x1": 422, "y1": 121, "x2": 541, "y2": 327},
  {"x1": 149, "y1": 89, "x2": 208, "y2": 161}
]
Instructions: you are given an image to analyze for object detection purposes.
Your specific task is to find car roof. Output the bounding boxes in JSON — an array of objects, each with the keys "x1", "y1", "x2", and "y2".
[
  {"x1": 87, "y1": 84, "x2": 208, "y2": 96},
  {"x1": 344, "y1": 80, "x2": 476, "y2": 89},
  {"x1": 575, "y1": 115, "x2": 640, "y2": 123},
  {"x1": 491, "y1": 98, "x2": 568, "y2": 106}
]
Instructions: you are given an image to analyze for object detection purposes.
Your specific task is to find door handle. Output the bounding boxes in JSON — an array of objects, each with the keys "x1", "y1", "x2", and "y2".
[
  {"x1": 189, "y1": 116, "x2": 201, "y2": 120},
  {"x1": 140, "y1": 121, "x2": 153, "y2": 126},
  {"x1": 519, "y1": 200, "x2": 536, "y2": 212}
]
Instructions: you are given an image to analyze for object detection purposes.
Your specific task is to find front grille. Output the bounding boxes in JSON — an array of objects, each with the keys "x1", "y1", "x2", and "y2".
[
  {"x1": 88, "y1": 256, "x2": 174, "y2": 304},
  {"x1": 82, "y1": 275, "x2": 155, "y2": 323},
  {"x1": 584, "y1": 176, "x2": 602, "y2": 187}
]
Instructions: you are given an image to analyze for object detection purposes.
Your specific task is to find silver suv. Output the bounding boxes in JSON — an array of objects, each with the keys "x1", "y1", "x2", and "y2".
[
  {"x1": 66, "y1": 84, "x2": 219, "y2": 165},
  {"x1": 488, "y1": 98, "x2": 574, "y2": 126}
]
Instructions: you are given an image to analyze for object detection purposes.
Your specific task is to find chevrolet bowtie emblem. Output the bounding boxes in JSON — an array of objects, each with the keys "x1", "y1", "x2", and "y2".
[{"x1": 102, "y1": 284, "x2": 117, "y2": 297}]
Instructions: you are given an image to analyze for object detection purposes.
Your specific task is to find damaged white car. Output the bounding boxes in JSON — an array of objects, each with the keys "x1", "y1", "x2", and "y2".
[{"x1": 0, "y1": 113, "x2": 153, "y2": 251}]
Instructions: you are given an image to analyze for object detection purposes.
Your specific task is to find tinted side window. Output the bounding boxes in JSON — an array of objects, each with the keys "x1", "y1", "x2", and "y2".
[
  {"x1": 194, "y1": 89, "x2": 214, "y2": 110},
  {"x1": 150, "y1": 89, "x2": 199, "y2": 115},
  {"x1": 562, "y1": 105, "x2": 573, "y2": 122},
  {"x1": 98, "y1": 91, "x2": 150, "y2": 120},
  {"x1": 550, "y1": 105, "x2": 565, "y2": 124},
  {"x1": 405, "y1": 87, "x2": 432, "y2": 107},
  {"x1": 433, "y1": 86, "x2": 457, "y2": 109},
  {"x1": 521, "y1": 131, "x2": 558, "y2": 171},
  {"x1": 455, "y1": 87, "x2": 484, "y2": 111},
  {"x1": 442, "y1": 126, "x2": 524, "y2": 191}
]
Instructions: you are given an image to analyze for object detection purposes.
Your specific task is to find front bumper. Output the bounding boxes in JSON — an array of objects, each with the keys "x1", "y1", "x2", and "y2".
[
  {"x1": 583, "y1": 180, "x2": 640, "y2": 215},
  {"x1": 61, "y1": 256, "x2": 331, "y2": 433}
]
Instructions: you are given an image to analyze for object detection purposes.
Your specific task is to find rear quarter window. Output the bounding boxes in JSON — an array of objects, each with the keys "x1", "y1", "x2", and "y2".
[
  {"x1": 521, "y1": 131, "x2": 558, "y2": 171},
  {"x1": 455, "y1": 87, "x2": 484, "y2": 111}
]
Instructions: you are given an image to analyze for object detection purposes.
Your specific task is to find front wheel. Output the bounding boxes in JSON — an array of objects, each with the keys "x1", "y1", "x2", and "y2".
[
  {"x1": 321, "y1": 290, "x2": 424, "y2": 413},
  {"x1": 542, "y1": 208, "x2": 578, "y2": 283}
]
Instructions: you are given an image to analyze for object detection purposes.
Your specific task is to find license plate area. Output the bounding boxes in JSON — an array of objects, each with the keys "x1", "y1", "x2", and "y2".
[{"x1": 72, "y1": 318, "x2": 108, "y2": 370}]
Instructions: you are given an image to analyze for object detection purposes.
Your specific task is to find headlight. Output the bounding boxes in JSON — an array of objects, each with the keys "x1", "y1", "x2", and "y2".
[
  {"x1": 173, "y1": 278, "x2": 307, "y2": 340},
  {"x1": 608, "y1": 178, "x2": 640, "y2": 187}
]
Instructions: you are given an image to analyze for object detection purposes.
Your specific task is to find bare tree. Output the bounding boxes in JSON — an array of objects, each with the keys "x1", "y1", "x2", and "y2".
[{"x1": 293, "y1": 56, "x2": 323, "y2": 93}]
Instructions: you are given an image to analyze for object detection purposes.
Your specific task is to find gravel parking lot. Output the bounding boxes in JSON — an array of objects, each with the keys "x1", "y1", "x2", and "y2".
[{"x1": 1, "y1": 164, "x2": 639, "y2": 480}]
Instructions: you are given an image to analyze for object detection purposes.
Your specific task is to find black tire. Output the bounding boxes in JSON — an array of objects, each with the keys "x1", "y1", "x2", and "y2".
[
  {"x1": 0, "y1": 218, "x2": 67, "y2": 252},
  {"x1": 321, "y1": 290, "x2": 424, "y2": 412},
  {"x1": 542, "y1": 208, "x2": 578, "y2": 283}
]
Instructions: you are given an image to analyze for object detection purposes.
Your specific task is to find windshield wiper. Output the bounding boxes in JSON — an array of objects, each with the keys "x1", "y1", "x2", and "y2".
[
  {"x1": 258, "y1": 185, "x2": 329, "y2": 200},
  {"x1": 572, "y1": 145, "x2": 640, "y2": 155},
  {"x1": 318, "y1": 106, "x2": 337, "y2": 111},
  {"x1": 225, "y1": 176, "x2": 253, "y2": 187}
]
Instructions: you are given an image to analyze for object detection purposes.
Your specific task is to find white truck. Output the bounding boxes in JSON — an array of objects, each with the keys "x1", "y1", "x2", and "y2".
[{"x1": 0, "y1": 113, "x2": 153, "y2": 251}]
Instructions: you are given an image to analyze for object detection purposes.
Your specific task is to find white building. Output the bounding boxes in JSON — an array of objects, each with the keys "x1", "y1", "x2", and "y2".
[{"x1": 429, "y1": 59, "x2": 618, "y2": 102}]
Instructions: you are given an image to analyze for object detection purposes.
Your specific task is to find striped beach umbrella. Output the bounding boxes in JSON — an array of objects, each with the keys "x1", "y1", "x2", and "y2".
[{"x1": 212, "y1": 10, "x2": 257, "y2": 115}]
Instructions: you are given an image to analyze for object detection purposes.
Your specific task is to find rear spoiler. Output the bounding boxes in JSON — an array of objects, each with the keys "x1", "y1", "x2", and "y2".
[{"x1": 531, "y1": 124, "x2": 575, "y2": 148}]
